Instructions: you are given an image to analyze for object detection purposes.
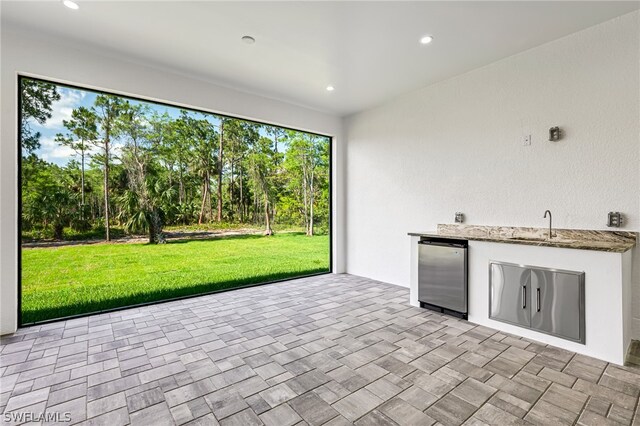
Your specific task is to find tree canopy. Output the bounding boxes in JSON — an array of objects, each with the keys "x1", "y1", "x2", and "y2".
[
  {"x1": 20, "y1": 79, "x2": 331, "y2": 244},
  {"x1": 21, "y1": 79, "x2": 61, "y2": 153}
]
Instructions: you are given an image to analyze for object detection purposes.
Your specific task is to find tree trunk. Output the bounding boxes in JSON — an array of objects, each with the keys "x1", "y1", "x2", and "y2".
[
  {"x1": 53, "y1": 222, "x2": 64, "y2": 240},
  {"x1": 148, "y1": 212, "x2": 155, "y2": 244},
  {"x1": 254, "y1": 195, "x2": 259, "y2": 224},
  {"x1": 217, "y1": 120, "x2": 224, "y2": 222},
  {"x1": 274, "y1": 132, "x2": 278, "y2": 156},
  {"x1": 149, "y1": 209, "x2": 165, "y2": 244},
  {"x1": 198, "y1": 179, "x2": 209, "y2": 225},
  {"x1": 80, "y1": 149, "x2": 85, "y2": 220},
  {"x1": 178, "y1": 163, "x2": 185, "y2": 205},
  {"x1": 308, "y1": 166, "x2": 314, "y2": 236},
  {"x1": 207, "y1": 170, "x2": 213, "y2": 221},
  {"x1": 104, "y1": 133, "x2": 111, "y2": 242},
  {"x1": 301, "y1": 156, "x2": 308, "y2": 231},
  {"x1": 263, "y1": 193, "x2": 273, "y2": 235},
  {"x1": 239, "y1": 169, "x2": 244, "y2": 222},
  {"x1": 229, "y1": 160, "x2": 234, "y2": 221}
]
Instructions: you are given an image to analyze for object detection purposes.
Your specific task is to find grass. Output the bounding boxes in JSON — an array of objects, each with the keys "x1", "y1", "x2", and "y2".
[{"x1": 21, "y1": 233, "x2": 330, "y2": 324}]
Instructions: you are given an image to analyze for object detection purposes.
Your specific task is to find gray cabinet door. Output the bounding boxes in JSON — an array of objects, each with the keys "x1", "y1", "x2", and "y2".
[
  {"x1": 489, "y1": 263, "x2": 530, "y2": 328},
  {"x1": 531, "y1": 269, "x2": 585, "y2": 343}
]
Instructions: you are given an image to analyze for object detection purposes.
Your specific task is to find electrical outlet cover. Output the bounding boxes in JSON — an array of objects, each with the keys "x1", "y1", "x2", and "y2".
[{"x1": 523, "y1": 135, "x2": 531, "y2": 146}]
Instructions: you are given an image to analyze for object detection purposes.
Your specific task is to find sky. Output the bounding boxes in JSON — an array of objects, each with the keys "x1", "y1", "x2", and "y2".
[{"x1": 31, "y1": 86, "x2": 94, "y2": 166}]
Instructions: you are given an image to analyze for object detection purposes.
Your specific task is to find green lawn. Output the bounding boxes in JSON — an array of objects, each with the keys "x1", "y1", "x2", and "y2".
[{"x1": 21, "y1": 233, "x2": 330, "y2": 324}]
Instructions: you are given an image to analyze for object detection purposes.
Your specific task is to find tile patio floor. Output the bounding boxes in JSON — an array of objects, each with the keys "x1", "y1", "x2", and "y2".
[{"x1": 1, "y1": 274, "x2": 639, "y2": 425}]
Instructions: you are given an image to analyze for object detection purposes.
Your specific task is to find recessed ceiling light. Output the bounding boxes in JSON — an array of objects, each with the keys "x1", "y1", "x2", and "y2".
[
  {"x1": 326, "y1": 85, "x2": 335, "y2": 92},
  {"x1": 241, "y1": 36, "x2": 256, "y2": 45},
  {"x1": 420, "y1": 35, "x2": 434, "y2": 45},
  {"x1": 63, "y1": 0, "x2": 79, "y2": 10}
]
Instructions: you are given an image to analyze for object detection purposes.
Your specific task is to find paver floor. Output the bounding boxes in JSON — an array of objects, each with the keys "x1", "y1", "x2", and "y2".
[{"x1": 2, "y1": 274, "x2": 639, "y2": 425}]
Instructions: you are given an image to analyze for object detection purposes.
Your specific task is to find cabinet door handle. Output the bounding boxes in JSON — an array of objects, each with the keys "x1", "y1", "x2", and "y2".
[
  {"x1": 522, "y1": 286, "x2": 526, "y2": 309},
  {"x1": 536, "y1": 288, "x2": 541, "y2": 312}
]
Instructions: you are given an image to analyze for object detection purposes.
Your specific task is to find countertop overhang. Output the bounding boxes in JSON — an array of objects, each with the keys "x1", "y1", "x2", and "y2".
[{"x1": 409, "y1": 224, "x2": 637, "y2": 253}]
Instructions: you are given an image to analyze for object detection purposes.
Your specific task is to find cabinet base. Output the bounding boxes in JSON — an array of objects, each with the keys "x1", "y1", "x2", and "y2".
[{"x1": 420, "y1": 301, "x2": 468, "y2": 320}]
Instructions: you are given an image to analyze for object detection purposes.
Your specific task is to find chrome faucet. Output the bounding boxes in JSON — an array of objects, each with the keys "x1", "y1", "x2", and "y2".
[{"x1": 543, "y1": 210, "x2": 553, "y2": 239}]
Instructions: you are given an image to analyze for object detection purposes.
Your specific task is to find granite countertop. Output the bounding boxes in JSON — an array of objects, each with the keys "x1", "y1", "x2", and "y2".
[{"x1": 408, "y1": 224, "x2": 637, "y2": 253}]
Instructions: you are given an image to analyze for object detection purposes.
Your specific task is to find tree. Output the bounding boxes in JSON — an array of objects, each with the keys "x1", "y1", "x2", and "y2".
[
  {"x1": 92, "y1": 95, "x2": 125, "y2": 241},
  {"x1": 266, "y1": 125, "x2": 286, "y2": 157},
  {"x1": 20, "y1": 79, "x2": 61, "y2": 153},
  {"x1": 284, "y1": 133, "x2": 329, "y2": 236},
  {"x1": 116, "y1": 103, "x2": 171, "y2": 244},
  {"x1": 22, "y1": 157, "x2": 76, "y2": 239},
  {"x1": 248, "y1": 136, "x2": 275, "y2": 235},
  {"x1": 216, "y1": 118, "x2": 226, "y2": 222},
  {"x1": 223, "y1": 120, "x2": 259, "y2": 221},
  {"x1": 265, "y1": 126, "x2": 288, "y2": 224},
  {"x1": 20, "y1": 78, "x2": 333, "y2": 243},
  {"x1": 175, "y1": 112, "x2": 217, "y2": 224},
  {"x1": 148, "y1": 113, "x2": 200, "y2": 226},
  {"x1": 56, "y1": 107, "x2": 97, "y2": 220},
  {"x1": 147, "y1": 113, "x2": 178, "y2": 224}
]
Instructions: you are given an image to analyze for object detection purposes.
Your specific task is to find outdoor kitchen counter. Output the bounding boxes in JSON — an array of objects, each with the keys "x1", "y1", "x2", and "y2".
[
  {"x1": 408, "y1": 224, "x2": 637, "y2": 253},
  {"x1": 408, "y1": 224, "x2": 636, "y2": 365}
]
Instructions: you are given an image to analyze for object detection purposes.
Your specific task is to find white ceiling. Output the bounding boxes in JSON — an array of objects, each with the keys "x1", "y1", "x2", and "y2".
[{"x1": 2, "y1": 1, "x2": 638, "y2": 116}]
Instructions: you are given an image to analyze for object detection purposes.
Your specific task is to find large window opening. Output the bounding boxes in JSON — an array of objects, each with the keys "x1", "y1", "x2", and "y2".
[{"x1": 19, "y1": 76, "x2": 332, "y2": 325}]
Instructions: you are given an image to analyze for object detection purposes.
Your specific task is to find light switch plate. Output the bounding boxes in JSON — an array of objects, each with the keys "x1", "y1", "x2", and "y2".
[{"x1": 523, "y1": 135, "x2": 531, "y2": 146}]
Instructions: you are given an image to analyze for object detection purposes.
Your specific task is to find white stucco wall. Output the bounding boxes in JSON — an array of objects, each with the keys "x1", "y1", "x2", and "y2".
[
  {"x1": 345, "y1": 12, "x2": 640, "y2": 337},
  {"x1": 0, "y1": 25, "x2": 345, "y2": 334}
]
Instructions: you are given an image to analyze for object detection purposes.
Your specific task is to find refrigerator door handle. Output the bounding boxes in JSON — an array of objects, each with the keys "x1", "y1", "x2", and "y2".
[{"x1": 522, "y1": 286, "x2": 526, "y2": 309}]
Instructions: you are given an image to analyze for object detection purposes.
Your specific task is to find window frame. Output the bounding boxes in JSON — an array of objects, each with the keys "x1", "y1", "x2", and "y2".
[{"x1": 17, "y1": 74, "x2": 334, "y2": 327}]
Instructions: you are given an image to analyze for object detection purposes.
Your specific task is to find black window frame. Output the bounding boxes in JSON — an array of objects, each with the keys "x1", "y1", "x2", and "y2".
[{"x1": 17, "y1": 74, "x2": 334, "y2": 327}]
